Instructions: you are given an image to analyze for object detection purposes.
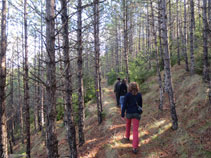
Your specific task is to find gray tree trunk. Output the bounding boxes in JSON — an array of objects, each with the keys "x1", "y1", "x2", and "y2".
[
  {"x1": 190, "y1": 0, "x2": 195, "y2": 75},
  {"x1": 115, "y1": 14, "x2": 119, "y2": 73},
  {"x1": 158, "y1": 0, "x2": 164, "y2": 69},
  {"x1": 161, "y1": 0, "x2": 178, "y2": 130},
  {"x1": 17, "y1": 39, "x2": 24, "y2": 144},
  {"x1": 168, "y1": 0, "x2": 173, "y2": 58},
  {"x1": 23, "y1": 0, "x2": 31, "y2": 156},
  {"x1": 45, "y1": 0, "x2": 59, "y2": 157},
  {"x1": 123, "y1": 0, "x2": 130, "y2": 82},
  {"x1": 150, "y1": 0, "x2": 164, "y2": 111},
  {"x1": 146, "y1": 2, "x2": 151, "y2": 70},
  {"x1": 176, "y1": 0, "x2": 180, "y2": 65},
  {"x1": 202, "y1": 0, "x2": 210, "y2": 82},
  {"x1": 183, "y1": 0, "x2": 189, "y2": 72},
  {"x1": 60, "y1": 0, "x2": 77, "y2": 157},
  {"x1": 77, "y1": 0, "x2": 85, "y2": 146},
  {"x1": 0, "y1": 0, "x2": 8, "y2": 157},
  {"x1": 208, "y1": 0, "x2": 211, "y2": 25},
  {"x1": 40, "y1": 1, "x2": 45, "y2": 136},
  {"x1": 94, "y1": 0, "x2": 103, "y2": 124}
]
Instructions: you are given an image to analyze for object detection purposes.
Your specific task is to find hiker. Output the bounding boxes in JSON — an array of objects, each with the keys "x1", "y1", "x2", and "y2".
[
  {"x1": 114, "y1": 77, "x2": 121, "y2": 107},
  {"x1": 119, "y1": 79, "x2": 128, "y2": 110},
  {"x1": 121, "y1": 82, "x2": 143, "y2": 154}
]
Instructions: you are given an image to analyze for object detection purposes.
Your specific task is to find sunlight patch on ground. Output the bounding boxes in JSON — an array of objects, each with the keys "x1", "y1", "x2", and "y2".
[
  {"x1": 140, "y1": 122, "x2": 171, "y2": 145},
  {"x1": 109, "y1": 124, "x2": 125, "y2": 130},
  {"x1": 86, "y1": 138, "x2": 97, "y2": 144},
  {"x1": 147, "y1": 119, "x2": 166, "y2": 130},
  {"x1": 103, "y1": 101, "x2": 109, "y2": 105},
  {"x1": 146, "y1": 152, "x2": 160, "y2": 158}
]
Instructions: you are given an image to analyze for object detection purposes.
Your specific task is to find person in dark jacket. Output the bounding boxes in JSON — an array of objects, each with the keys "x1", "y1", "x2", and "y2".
[
  {"x1": 121, "y1": 82, "x2": 143, "y2": 154},
  {"x1": 119, "y1": 79, "x2": 128, "y2": 110},
  {"x1": 114, "y1": 77, "x2": 121, "y2": 107}
]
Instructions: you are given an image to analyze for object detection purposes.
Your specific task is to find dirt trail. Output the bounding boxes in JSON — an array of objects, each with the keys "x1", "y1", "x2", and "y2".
[{"x1": 79, "y1": 87, "x2": 173, "y2": 158}]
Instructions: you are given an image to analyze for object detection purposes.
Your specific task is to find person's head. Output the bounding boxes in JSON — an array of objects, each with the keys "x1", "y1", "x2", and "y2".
[
  {"x1": 117, "y1": 77, "x2": 121, "y2": 81},
  {"x1": 129, "y1": 82, "x2": 139, "y2": 95},
  {"x1": 122, "y1": 79, "x2": 126, "y2": 84}
]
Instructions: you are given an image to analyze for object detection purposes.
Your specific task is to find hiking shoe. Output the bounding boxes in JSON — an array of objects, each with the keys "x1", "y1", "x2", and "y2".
[{"x1": 132, "y1": 148, "x2": 138, "y2": 154}]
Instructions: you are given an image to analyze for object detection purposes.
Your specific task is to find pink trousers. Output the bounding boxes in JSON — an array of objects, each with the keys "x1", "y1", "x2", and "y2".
[{"x1": 125, "y1": 118, "x2": 140, "y2": 149}]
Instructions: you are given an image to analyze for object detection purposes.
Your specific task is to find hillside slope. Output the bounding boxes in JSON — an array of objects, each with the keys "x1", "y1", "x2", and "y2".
[{"x1": 12, "y1": 64, "x2": 211, "y2": 158}]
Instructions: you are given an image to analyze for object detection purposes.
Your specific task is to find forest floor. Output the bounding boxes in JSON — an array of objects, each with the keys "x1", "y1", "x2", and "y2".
[{"x1": 12, "y1": 64, "x2": 211, "y2": 158}]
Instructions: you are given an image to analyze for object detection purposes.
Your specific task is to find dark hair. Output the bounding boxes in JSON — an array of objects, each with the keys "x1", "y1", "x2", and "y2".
[
  {"x1": 122, "y1": 79, "x2": 126, "y2": 84},
  {"x1": 117, "y1": 77, "x2": 121, "y2": 81},
  {"x1": 129, "y1": 82, "x2": 139, "y2": 95}
]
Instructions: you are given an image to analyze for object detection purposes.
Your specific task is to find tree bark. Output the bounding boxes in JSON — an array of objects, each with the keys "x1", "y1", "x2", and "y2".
[
  {"x1": 146, "y1": 2, "x2": 151, "y2": 70},
  {"x1": 176, "y1": 0, "x2": 180, "y2": 65},
  {"x1": 161, "y1": 0, "x2": 178, "y2": 130},
  {"x1": 208, "y1": 0, "x2": 211, "y2": 25},
  {"x1": 123, "y1": 0, "x2": 130, "y2": 82},
  {"x1": 60, "y1": 0, "x2": 78, "y2": 157},
  {"x1": 158, "y1": 0, "x2": 164, "y2": 69},
  {"x1": 183, "y1": 0, "x2": 189, "y2": 72},
  {"x1": 45, "y1": 0, "x2": 59, "y2": 157},
  {"x1": 77, "y1": 0, "x2": 85, "y2": 146},
  {"x1": 23, "y1": 0, "x2": 31, "y2": 156},
  {"x1": 94, "y1": 0, "x2": 103, "y2": 124},
  {"x1": 151, "y1": 0, "x2": 164, "y2": 111},
  {"x1": 115, "y1": 14, "x2": 119, "y2": 73},
  {"x1": 168, "y1": 0, "x2": 173, "y2": 58},
  {"x1": 0, "y1": 0, "x2": 8, "y2": 157},
  {"x1": 40, "y1": 1, "x2": 45, "y2": 137},
  {"x1": 190, "y1": 0, "x2": 195, "y2": 75},
  {"x1": 202, "y1": 0, "x2": 210, "y2": 82}
]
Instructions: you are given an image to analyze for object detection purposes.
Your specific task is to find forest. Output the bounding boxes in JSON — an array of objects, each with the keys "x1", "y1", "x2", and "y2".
[{"x1": 0, "y1": 0, "x2": 210, "y2": 157}]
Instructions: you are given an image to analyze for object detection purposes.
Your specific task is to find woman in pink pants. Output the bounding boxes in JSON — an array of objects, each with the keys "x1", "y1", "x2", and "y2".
[{"x1": 121, "y1": 82, "x2": 143, "y2": 154}]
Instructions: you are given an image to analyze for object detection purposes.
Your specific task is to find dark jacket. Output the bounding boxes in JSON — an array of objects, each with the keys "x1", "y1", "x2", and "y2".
[
  {"x1": 114, "y1": 81, "x2": 121, "y2": 93},
  {"x1": 119, "y1": 83, "x2": 127, "y2": 96},
  {"x1": 121, "y1": 92, "x2": 142, "y2": 118}
]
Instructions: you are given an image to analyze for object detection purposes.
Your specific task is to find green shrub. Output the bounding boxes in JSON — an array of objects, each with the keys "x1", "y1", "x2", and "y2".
[
  {"x1": 84, "y1": 75, "x2": 96, "y2": 103},
  {"x1": 129, "y1": 57, "x2": 156, "y2": 85},
  {"x1": 106, "y1": 69, "x2": 118, "y2": 85}
]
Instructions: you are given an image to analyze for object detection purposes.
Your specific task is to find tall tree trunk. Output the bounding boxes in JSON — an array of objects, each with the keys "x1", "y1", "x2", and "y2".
[
  {"x1": 183, "y1": 0, "x2": 189, "y2": 72},
  {"x1": 115, "y1": 14, "x2": 119, "y2": 73},
  {"x1": 190, "y1": 0, "x2": 195, "y2": 75},
  {"x1": 8, "y1": 61, "x2": 14, "y2": 154},
  {"x1": 45, "y1": 0, "x2": 59, "y2": 157},
  {"x1": 146, "y1": 2, "x2": 151, "y2": 70},
  {"x1": 138, "y1": 18, "x2": 141, "y2": 53},
  {"x1": 23, "y1": 0, "x2": 31, "y2": 156},
  {"x1": 123, "y1": 0, "x2": 130, "y2": 82},
  {"x1": 150, "y1": 0, "x2": 164, "y2": 111},
  {"x1": 168, "y1": 0, "x2": 173, "y2": 58},
  {"x1": 202, "y1": 0, "x2": 210, "y2": 82},
  {"x1": 158, "y1": 0, "x2": 164, "y2": 69},
  {"x1": 17, "y1": 37, "x2": 24, "y2": 144},
  {"x1": 40, "y1": 0, "x2": 45, "y2": 136},
  {"x1": 198, "y1": 0, "x2": 202, "y2": 29},
  {"x1": 176, "y1": 0, "x2": 180, "y2": 65},
  {"x1": 60, "y1": 0, "x2": 77, "y2": 156},
  {"x1": 129, "y1": 5, "x2": 133, "y2": 56},
  {"x1": 77, "y1": 0, "x2": 85, "y2": 146},
  {"x1": 0, "y1": 0, "x2": 8, "y2": 157},
  {"x1": 161, "y1": 0, "x2": 178, "y2": 130},
  {"x1": 94, "y1": 0, "x2": 103, "y2": 124},
  {"x1": 208, "y1": 0, "x2": 211, "y2": 25}
]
